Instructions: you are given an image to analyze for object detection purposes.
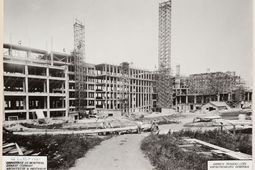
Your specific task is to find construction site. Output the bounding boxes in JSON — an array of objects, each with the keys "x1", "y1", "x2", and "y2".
[{"x1": 2, "y1": 0, "x2": 253, "y2": 169}]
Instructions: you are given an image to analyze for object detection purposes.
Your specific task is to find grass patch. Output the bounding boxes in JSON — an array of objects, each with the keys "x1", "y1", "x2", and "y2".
[
  {"x1": 141, "y1": 135, "x2": 209, "y2": 170},
  {"x1": 141, "y1": 130, "x2": 252, "y2": 170},
  {"x1": 3, "y1": 133, "x2": 104, "y2": 170}
]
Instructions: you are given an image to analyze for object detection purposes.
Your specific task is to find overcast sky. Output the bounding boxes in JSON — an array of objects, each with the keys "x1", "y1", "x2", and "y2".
[{"x1": 4, "y1": 0, "x2": 253, "y2": 86}]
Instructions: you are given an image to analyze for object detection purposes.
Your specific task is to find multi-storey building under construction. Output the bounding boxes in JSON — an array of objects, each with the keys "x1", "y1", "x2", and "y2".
[
  {"x1": 173, "y1": 66, "x2": 252, "y2": 113},
  {"x1": 3, "y1": 43, "x2": 158, "y2": 120},
  {"x1": 3, "y1": 43, "x2": 252, "y2": 120},
  {"x1": 2, "y1": 0, "x2": 252, "y2": 121}
]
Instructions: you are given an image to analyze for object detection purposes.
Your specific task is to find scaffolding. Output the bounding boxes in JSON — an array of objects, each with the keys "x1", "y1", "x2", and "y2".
[
  {"x1": 120, "y1": 62, "x2": 130, "y2": 115},
  {"x1": 156, "y1": 69, "x2": 173, "y2": 109},
  {"x1": 157, "y1": 0, "x2": 173, "y2": 109},
  {"x1": 158, "y1": 0, "x2": 171, "y2": 74},
  {"x1": 187, "y1": 72, "x2": 242, "y2": 95},
  {"x1": 73, "y1": 19, "x2": 86, "y2": 117}
]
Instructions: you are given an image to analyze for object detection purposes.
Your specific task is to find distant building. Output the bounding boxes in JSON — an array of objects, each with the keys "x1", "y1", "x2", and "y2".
[{"x1": 173, "y1": 71, "x2": 252, "y2": 113}]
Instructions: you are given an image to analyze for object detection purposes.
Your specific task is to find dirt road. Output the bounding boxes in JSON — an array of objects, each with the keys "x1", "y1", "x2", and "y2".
[
  {"x1": 69, "y1": 134, "x2": 153, "y2": 170},
  {"x1": 69, "y1": 112, "x2": 208, "y2": 170}
]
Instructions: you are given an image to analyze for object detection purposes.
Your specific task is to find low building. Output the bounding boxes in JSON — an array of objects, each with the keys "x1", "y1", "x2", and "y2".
[{"x1": 201, "y1": 101, "x2": 230, "y2": 114}]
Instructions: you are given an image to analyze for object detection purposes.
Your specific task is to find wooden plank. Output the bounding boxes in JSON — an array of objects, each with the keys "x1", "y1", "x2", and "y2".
[
  {"x1": 184, "y1": 138, "x2": 252, "y2": 160},
  {"x1": 15, "y1": 143, "x2": 23, "y2": 155},
  {"x1": 3, "y1": 143, "x2": 15, "y2": 148},
  {"x1": 211, "y1": 150, "x2": 225, "y2": 154}
]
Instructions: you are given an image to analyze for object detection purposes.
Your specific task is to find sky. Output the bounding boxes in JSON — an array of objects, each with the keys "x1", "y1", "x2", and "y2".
[{"x1": 4, "y1": 0, "x2": 253, "y2": 86}]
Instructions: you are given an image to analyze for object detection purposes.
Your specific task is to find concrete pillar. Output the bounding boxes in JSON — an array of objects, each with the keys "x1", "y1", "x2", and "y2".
[
  {"x1": 186, "y1": 96, "x2": 188, "y2": 104},
  {"x1": 46, "y1": 68, "x2": 50, "y2": 118},
  {"x1": 194, "y1": 95, "x2": 197, "y2": 104},
  {"x1": 105, "y1": 76, "x2": 108, "y2": 109},
  {"x1": 65, "y1": 66, "x2": 69, "y2": 117},
  {"x1": 44, "y1": 97, "x2": 47, "y2": 110},
  {"x1": 142, "y1": 87, "x2": 145, "y2": 111},
  {"x1": 25, "y1": 65, "x2": 29, "y2": 120},
  {"x1": 140, "y1": 91, "x2": 142, "y2": 109},
  {"x1": 50, "y1": 52, "x2": 53, "y2": 66}
]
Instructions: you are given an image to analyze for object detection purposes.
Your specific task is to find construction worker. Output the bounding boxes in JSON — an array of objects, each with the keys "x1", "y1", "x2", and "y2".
[
  {"x1": 100, "y1": 121, "x2": 107, "y2": 129},
  {"x1": 136, "y1": 121, "x2": 143, "y2": 133},
  {"x1": 241, "y1": 101, "x2": 244, "y2": 108},
  {"x1": 108, "y1": 122, "x2": 112, "y2": 128},
  {"x1": 151, "y1": 121, "x2": 159, "y2": 135}
]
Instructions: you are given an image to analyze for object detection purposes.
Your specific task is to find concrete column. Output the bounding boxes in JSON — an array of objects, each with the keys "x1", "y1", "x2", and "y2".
[
  {"x1": 46, "y1": 68, "x2": 50, "y2": 118},
  {"x1": 194, "y1": 95, "x2": 197, "y2": 104},
  {"x1": 50, "y1": 52, "x2": 53, "y2": 66},
  {"x1": 44, "y1": 97, "x2": 47, "y2": 110},
  {"x1": 247, "y1": 92, "x2": 250, "y2": 101},
  {"x1": 139, "y1": 91, "x2": 142, "y2": 110},
  {"x1": 105, "y1": 76, "x2": 108, "y2": 109},
  {"x1": 65, "y1": 66, "x2": 69, "y2": 117},
  {"x1": 186, "y1": 96, "x2": 188, "y2": 104},
  {"x1": 149, "y1": 87, "x2": 152, "y2": 110},
  {"x1": 129, "y1": 90, "x2": 132, "y2": 113},
  {"x1": 135, "y1": 92, "x2": 137, "y2": 112},
  {"x1": 25, "y1": 65, "x2": 29, "y2": 120}
]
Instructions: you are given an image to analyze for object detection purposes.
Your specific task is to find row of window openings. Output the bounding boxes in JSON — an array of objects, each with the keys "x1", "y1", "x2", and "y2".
[
  {"x1": 4, "y1": 81, "x2": 65, "y2": 93},
  {"x1": 4, "y1": 65, "x2": 65, "y2": 78},
  {"x1": 102, "y1": 67, "x2": 155, "y2": 80},
  {"x1": 5, "y1": 99, "x2": 65, "y2": 110},
  {"x1": 96, "y1": 78, "x2": 152, "y2": 85}
]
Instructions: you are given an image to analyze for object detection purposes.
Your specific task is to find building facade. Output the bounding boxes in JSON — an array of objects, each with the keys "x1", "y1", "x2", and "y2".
[
  {"x1": 3, "y1": 43, "x2": 252, "y2": 120},
  {"x1": 173, "y1": 71, "x2": 252, "y2": 112},
  {"x1": 3, "y1": 43, "x2": 157, "y2": 120}
]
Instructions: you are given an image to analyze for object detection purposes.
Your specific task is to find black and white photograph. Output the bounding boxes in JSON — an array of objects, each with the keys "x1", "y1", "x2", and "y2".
[{"x1": 1, "y1": 0, "x2": 253, "y2": 170}]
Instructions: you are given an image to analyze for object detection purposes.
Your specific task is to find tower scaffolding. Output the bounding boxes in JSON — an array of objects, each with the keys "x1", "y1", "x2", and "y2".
[
  {"x1": 73, "y1": 19, "x2": 86, "y2": 118},
  {"x1": 157, "y1": 0, "x2": 173, "y2": 109},
  {"x1": 120, "y1": 62, "x2": 130, "y2": 116}
]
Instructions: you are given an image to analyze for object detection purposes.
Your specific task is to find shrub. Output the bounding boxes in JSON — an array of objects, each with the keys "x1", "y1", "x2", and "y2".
[
  {"x1": 141, "y1": 135, "x2": 208, "y2": 170},
  {"x1": 3, "y1": 133, "x2": 103, "y2": 170},
  {"x1": 141, "y1": 130, "x2": 252, "y2": 170},
  {"x1": 173, "y1": 129, "x2": 252, "y2": 154}
]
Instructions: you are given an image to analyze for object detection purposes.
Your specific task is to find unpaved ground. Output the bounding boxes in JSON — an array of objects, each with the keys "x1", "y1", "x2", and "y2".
[
  {"x1": 158, "y1": 112, "x2": 204, "y2": 133},
  {"x1": 69, "y1": 112, "x2": 207, "y2": 170},
  {"x1": 70, "y1": 133, "x2": 153, "y2": 170}
]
